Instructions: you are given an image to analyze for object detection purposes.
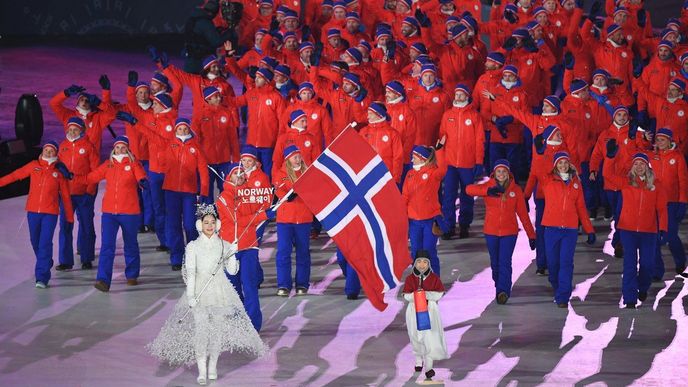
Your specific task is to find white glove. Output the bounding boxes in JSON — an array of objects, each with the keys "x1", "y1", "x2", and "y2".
[
  {"x1": 403, "y1": 293, "x2": 414, "y2": 302},
  {"x1": 188, "y1": 296, "x2": 198, "y2": 308}
]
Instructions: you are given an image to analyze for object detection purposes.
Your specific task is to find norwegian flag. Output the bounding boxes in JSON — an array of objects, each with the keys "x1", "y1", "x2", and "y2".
[{"x1": 292, "y1": 126, "x2": 412, "y2": 311}]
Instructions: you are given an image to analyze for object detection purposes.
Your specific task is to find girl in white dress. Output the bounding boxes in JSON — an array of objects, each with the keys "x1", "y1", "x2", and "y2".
[{"x1": 148, "y1": 204, "x2": 268, "y2": 385}]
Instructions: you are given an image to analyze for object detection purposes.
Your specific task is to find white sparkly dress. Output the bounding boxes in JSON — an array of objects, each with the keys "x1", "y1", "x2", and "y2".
[{"x1": 148, "y1": 232, "x2": 268, "y2": 366}]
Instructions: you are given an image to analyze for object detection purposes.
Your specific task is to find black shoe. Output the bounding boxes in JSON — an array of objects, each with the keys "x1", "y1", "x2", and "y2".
[
  {"x1": 55, "y1": 264, "x2": 73, "y2": 271},
  {"x1": 625, "y1": 303, "x2": 636, "y2": 309},
  {"x1": 496, "y1": 292, "x2": 509, "y2": 305},
  {"x1": 638, "y1": 292, "x2": 648, "y2": 302},
  {"x1": 536, "y1": 268, "x2": 546, "y2": 276},
  {"x1": 148, "y1": 225, "x2": 155, "y2": 233},
  {"x1": 676, "y1": 265, "x2": 686, "y2": 275},
  {"x1": 346, "y1": 294, "x2": 359, "y2": 300},
  {"x1": 156, "y1": 245, "x2": 170, "y2": 252},
  {"x1": 425, "y1": 369, "x2": 435, "y2": 380},
  {"x1": 414, "y1": 366, "x2": 423, "y2": 372},
  {"x1": 171, "y1": 264, "x2": 182, "y2": 271},
  {"x1": 614, "y1": 244, "x2": 623, "y2": 258},
  {"x1": 458, "y1": 225, "x2": 469, "y2": 239},
  {"x1": 557, "y1": 302, "x2": 568, "y2": 308},
  {"x1": 588, "y1": 208, "x2": 598, "y2": 221},
  {"x1": 441, "y1": 230, "x2": 455, "y2": 240},
  {"x1": 81, "y1": 262, "x2": 93, "y2": 270},
  {"x1": 604, "y1": 206, "x2": 612, "y2": 221},
  {"x1": 652, "y1": 276, "x2": 663, "y2": 283},
  {"x1": 138, "y1": 225, "x2": 147, "y2": 234}
]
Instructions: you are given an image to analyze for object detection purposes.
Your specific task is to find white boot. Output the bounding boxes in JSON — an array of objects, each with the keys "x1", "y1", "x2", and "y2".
[
  {"x1": 197, "y1": 357, "x2": 207, "y2": 385},
  {"x1": 208, "y1": 353, "x2": 219, "y2": 380}
]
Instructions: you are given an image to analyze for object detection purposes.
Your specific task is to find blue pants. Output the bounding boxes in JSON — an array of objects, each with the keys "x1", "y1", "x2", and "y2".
[
  {"x1": 485, "y1": 234, "x2": 518, "y2": 296},
  {"x1": 580, "y1": 161, "x2": 601, "y2": 211},
  {"x1": 409, "y1": 219, "x2": 440, "y2": 275},
  {"x1": 164, "y1": 190, "x2": 199, "y2": 265},
  {"x1": 256, "y1": 147, "x2": 274, "y2": 181},
  {"x1": 534, "y1": 198, "x2": 547, "y2": 270},
  {"x1": 227, "y1": 249, "x2": 262, "y2": 331},
  {"x1": 97, "y1": 213, "x2": 141, "y2": 285},
  {"x1": 441, "y1": 166, "x2": 475, "y2": 229},
  {"x1": 605, "y1": 190, "x2": 621, "y2": 246},
  {"x1": 544, "y1": 227, "x2": 578, "y2": 304},
  {"x1": 139, "y1": 160, "x2": 154, "y2": 227},
  {"x1": 202, "y1": 162, "x2": 230, "y2": 204},
  {"x1": 489, "y1": 142, "x2": 520, "y2": 180},
  {"x1": 336, "y1": 249, "x2": 360, "y2": 297},
  {"x1": 58, "y1": 194, "x2": 95, "y2": 265},
  {"x1": 620, "y1": 230, "x2": 656, "y2": 304},
  {"x1": 483, "y1": 131, "x2": 491, "y2": 171},
  {"x1": 27, "y1": 212, "x2": 58, "y2": 284},
  {"x1": 521, "y1": 128, "x2": 533, "y2": 179},
  {"x1": 275, "y1": 223, "x2": 311, "y2": 289},
  {"x1": 659, "y1": 202, "x2": 687, "y2": 273},
  {"x1": 147, "y1": 170, "x2": 167, "y2": 246}
]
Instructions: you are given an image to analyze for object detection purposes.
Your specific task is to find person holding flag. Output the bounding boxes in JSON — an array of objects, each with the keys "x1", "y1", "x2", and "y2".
[{"x1": 402, "y1": 251, "x2": 448, "y2": 383}]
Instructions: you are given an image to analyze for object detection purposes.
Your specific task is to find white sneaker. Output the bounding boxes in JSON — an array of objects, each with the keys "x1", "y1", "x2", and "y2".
[{"x1": 35, "y1": 282, "x2": 47, "y2": 289}]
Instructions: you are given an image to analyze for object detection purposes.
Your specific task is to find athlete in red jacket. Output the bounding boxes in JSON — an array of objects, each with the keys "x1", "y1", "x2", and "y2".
[
  {"x1": 466, "y1": 159, "x2": 535, "y2": 304},
  {"x1": 87, "y1": 136, "x2": 147, "y2": 292},
  {"x1": 279, "y1": 81, "x2": 332, "y2": 146},
  {"x1": 407, "y1": 63, "x2": 451, "y2": 146},
  {"x1": 439, "y1": 83, "x2": 484, "y2": 239},
  {"x1": 56, "y1": 117, "x2": 99, "y2": 271},
  {"x1": 194, "y1": 86, "x2": 240, "y2": 203},
  {"x1": 651, "y1": 128, "x2": 688, "y2": 277},
  {"x1": 385, "y1": 80, "x2": 418, "y2": 183},
  {"x1": 603, "y1": 147, "x2": 667, "y2": 308},
  {"x1": 272, "y1": 145, "x2": 314, "y2": 296},
  {"x1": 402, "y1": 145, "x2": 448, "y2": 274},
  {"x1": 360, "y1": 102, "x2": 404, "y2": 183},
  {"x1": 0, "y1": 141, "x2": 73, "y2": 288},
  {"x1": 536, "y1": 151, "x2": 596, "y2": 308},
  {"x1": 272, "y1": 109, "x2": 322, "y2": 177}
]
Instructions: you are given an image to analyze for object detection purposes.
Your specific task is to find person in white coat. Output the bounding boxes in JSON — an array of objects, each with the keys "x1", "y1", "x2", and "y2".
[
  {"x1": 402, "y1": 251, "x2": 449, "y2": 382},
  {"x1": 148, "y1": 204, "x2": 268, "y2": 385}
]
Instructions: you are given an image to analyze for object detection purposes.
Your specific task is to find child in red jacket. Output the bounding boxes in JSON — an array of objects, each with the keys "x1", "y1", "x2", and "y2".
[
  {"x1": 273, "y1": 146, "x2": 314, "y2": 296},
  {"x1": 466, "y1": 159, "x2": 536, "y2": 304},
  {"x1": 0, "y1": 142, "x2": 73, "y2": 288},
  {"x1": 87, "y1": 136, "x2": 147, "y2": 292}
]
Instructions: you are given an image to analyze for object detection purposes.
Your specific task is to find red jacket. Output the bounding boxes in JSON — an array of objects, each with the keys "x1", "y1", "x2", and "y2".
[
  {"x1": 192, "y1": 103, "x2": 240, "y2": 165},
  {"x1": 636, "y1": 58, "x2": 680, "y2": 112},
  {"x1": 539, "y1": 172, "x2": 594, "y2": 233},
  {"x1": 560, "y1": 97, "x2": 596, "y2": 163},
  {"x1": 603, "y1": 156, "x2": 668, "y2": 233},
  {"x1": 481, "y1": 82, "x2": 529, "y2": 144},
  {"x1": 272, "y1": 168, "x2": 313, "y2": 224},
  {"x1": 230, "y1": 85, "x2": 285, "y2": 148},
  {"x1": 425, "y1": 36, "x2": 482, "y2": 93},
  {"x1": 503, "y1": 46, "x2": 557, "y2": 108},
  {"x1": 360, "y1": 120, "x2": 404, "y2": 183},
  {"x1": 49, "y1": 90, "x2": 117, "y2": 154},
  {"x1": 0, "y1": 158, "x2": 73, "y2": 221},
  {"x1": 87, "y1": 157, "x2": 146, "y2": 215},
  {"x1": 472, "y1": 69, "x2": 502, "y2": 115},
  {"x1": 589, "y1": 123, "x2": 651, "y2": 190},
  {"x1": 402, "y1": 149, "x2": 447, "y2": 220},
  {"x1": 652, "y1": 145, "x2": 688, "y2": 204},
  {"x1": 636, "y1": 82, "x2": 688, "y2": 151},
  {"x1": 387, "y1": 100, "x2": 418, "y2": 164},
  {"x1": 161, "y1": 136, "x2": 210, "y2": 196},
  {"x1": 163, "y1": 65, "x2": 235, "y2": 118},
  {"x1": 310, "y1": 67, "x2": 370, "y2": 143},
  {"x1": 581, "y1": 19, "x2": 634, "y2": 91},
  {"x1": 216, "y1": 183, "x2": 269, "y2": 250},
  {"x1": 58, "y1": 136, "x2": 99, "y2": 195},
  {"x1": 466, "y1": 177, "x2": 535, "y2": 238},
  {"x1": 131, "y1": 109, "x2": 178, "y2": 173},
  {"x1": 407, "y1": 82, "x2": 451, "y2": 146},
  {"x1": 272, "y1": 127, "x2": 322, "y2": 178},
  {"x1": 566, "y1": 8, "x2": 595, "y2": 83},
  {"x1": 525, "y1": 142, "x2": 579, "y2": 200},
  {"x1": 279, "y1": 99, "x2": 332, "y2": 145},
  {"x1": 438, "y1": 102, "x2": 485, "y2": 168},
  {"x1": 121, "y1": 85, "x2": 152, "y2": 160}
]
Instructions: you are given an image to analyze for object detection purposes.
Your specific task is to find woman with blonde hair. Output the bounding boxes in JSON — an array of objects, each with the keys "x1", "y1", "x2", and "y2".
[
  {"x1": 603, "y1": 141, "x2": 668, "y2": 308},
  {"x1": 272, "y1": 145, "x2": 314, "y2": 296}
]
